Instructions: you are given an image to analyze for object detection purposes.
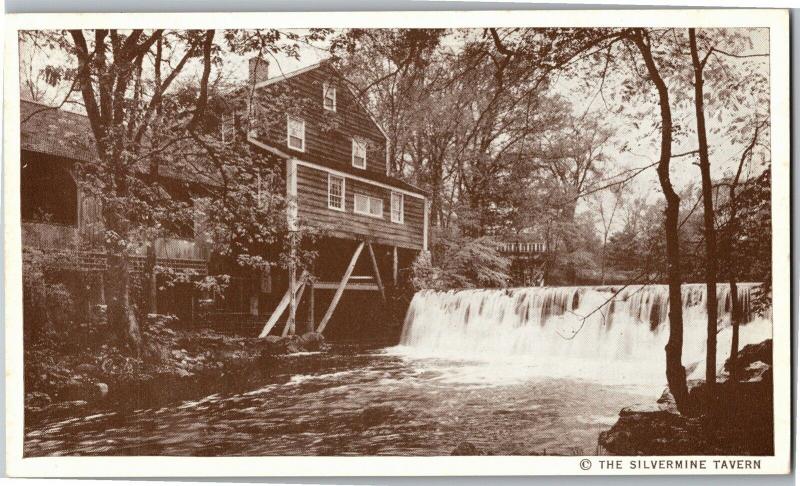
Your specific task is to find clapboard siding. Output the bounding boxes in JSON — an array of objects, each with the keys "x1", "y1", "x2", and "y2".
[
  {"x1": 296, "y1": 164, "x2": 424, "y2": 250},
  {"x1": 252, "y1": 64, "x2": 387, "y2": 176}
]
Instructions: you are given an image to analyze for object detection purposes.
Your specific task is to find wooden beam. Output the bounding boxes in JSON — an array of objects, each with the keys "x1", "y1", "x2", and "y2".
[
  {"x1": 259, "y1": 287, "x2": 292, "y2": 337},
  {"x1": 258, "y1": 271, "x2": 307, "y2": 338},
  {"x1": 313, "y1": 282, "x2": 380, "y2": 291},
  {"x1": 392, "y1": 246, "x2": 398, "y2": 286},
  {"x1": 282, "y1": 280, "x2": 307, "y2": 337},
  {"x1": 317, "y1": 241, "x2": 365, "y2": 334},
  {"x1": 367, "y1": 242, "x2": 386, "y2": 302},
  {"x1": 305, "y1": 280, "x2": 315, "y2": 333}
]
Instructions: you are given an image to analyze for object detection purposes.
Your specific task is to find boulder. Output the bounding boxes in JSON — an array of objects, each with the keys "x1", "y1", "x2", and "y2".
[
  {"x1": 744, "y1": 361, "x2": 770, "y2": 383},
  {"x1": 95, "y1": 382, "x2": 109, "y2": 399},
  {"x1": 299, "y1": 332, "x2": 325, "y2": 351}
]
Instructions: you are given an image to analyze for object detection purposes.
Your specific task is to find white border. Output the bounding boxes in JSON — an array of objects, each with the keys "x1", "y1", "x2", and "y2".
[{"x1": 3, "y1": 9, "x2": 790, "y2": 477}]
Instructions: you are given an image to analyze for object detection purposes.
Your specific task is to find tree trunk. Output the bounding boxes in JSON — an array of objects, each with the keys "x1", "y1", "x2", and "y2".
[
  {"x1": 631, "y1": 30, "x2": 690, "y2": 414},
  {"x1": 689, "y1": 28, "x2": 719, "y2": 401},
  {"x1": 105, "y1": 253, "x2": 142, "y2": 352}
]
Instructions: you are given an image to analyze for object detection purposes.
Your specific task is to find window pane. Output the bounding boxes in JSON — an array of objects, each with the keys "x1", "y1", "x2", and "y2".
[
  {"x1": 288, "y1": 117, "x2": 304, "y2": 150},
  {"x1": 391, "y1": 193, "x2": 403, "y2": 223},
  {"x1": 370, "y1": 197, "x2": 383, "y2": 216},
  {"x1": 328, "y1": 175, "x2": 344, "y2": 209},
  {"x1": 355, "y1": 194, "x2": 369, "y2": 213},
  {"x1": 323, "y1": 83, "x2": 335, "y2": 110}
]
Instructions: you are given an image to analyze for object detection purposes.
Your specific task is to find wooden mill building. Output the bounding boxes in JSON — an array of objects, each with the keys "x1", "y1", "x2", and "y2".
[
  {"x1": 245, "y1": 58, "x2": 429, "y2": 337},
  {"x1": 18, "y1": 58, "x2": 429, "y2": 338}
]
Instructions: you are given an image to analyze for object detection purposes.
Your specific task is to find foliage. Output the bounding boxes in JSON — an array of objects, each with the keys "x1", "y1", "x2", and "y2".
[
  {"x1": 412, "y1": 227, "x2": 509, "y2": 290},
  {"x1": 22, "y1": 249, "x2": 78, "y2": 341}
]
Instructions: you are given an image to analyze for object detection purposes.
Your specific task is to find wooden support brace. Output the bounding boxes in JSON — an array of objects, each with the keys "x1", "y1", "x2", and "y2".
[
  {"x1": 281, "y1": 280, "x2": 307, "y2": 337},
  {"x1": 317, "y1": 241, "x2": 365, "y2": 334},
  {"x1": 367, "y1": 242, "x2": 386, "y2": 302},
  {"x1": 258, "y1": 271, "x2": 307, "y2": 338},
  {"x1": 392, "y1": 246, "x2": 398, "y2": 286},
  {"x1": 306, "y1": 280, "x2": 315, "y2": 333}
]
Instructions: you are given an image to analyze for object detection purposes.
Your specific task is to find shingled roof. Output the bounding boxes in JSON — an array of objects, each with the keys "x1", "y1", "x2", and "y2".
[
  {"x1": 19, "y1": 99, "x2": 219, "y2": 187},
  {"x1": 20, "y1": 99, "x2": 97, "y2": 162}
]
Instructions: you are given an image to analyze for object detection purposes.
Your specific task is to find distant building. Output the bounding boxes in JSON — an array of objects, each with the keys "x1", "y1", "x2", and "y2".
[{"x1": 497, "y1": 237, "x2": 547, "y2": 287}]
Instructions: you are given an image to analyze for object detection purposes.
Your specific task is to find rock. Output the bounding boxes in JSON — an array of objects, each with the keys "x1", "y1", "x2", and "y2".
[
  {"x1": 285, "y1": 339, "x2": 303, "y2": 354},
  {"x1": 451, "y1": 441, "x2": 485, "y2": 456},
  {"x1": 75, "y1": 363, "x2": 97, "y2": 374},
  {"x1": 299, "y1": 332, "x2": 325, "y2": 351},
  {"x1": 620, "y1": 403, "x2": 664, "y2": 415},
  {"x1": 263, "y1": 335, "x2": 282, "y2": 344},
  {"x1": 95, "y1": 383, "x2": 109, "y2": 399},
  {"x1": 744, "y1": 361, "x2": 770, "y2": 382},
  {"x1": 26, "y1": 392, "x2": 52, "y2": 408},
  {"x1": 655, "y1": 389, "x2": 679, "y2": 414},
  {"x1": 175, "y1": 368, "x2": 192, "y2": 378}
]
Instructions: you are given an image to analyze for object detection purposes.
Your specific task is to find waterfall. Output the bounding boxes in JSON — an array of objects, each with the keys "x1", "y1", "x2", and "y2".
[{"x1": 395, "y1": 283, "x2": 771, "y2": 387}]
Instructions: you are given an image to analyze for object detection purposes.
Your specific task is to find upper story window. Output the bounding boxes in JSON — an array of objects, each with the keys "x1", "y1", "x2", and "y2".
[
  {"x1": 287, "y1": 115, "x2": 305, "y2": 152},
  {"x1": 327, "y1": 174, "x2": 345, "y2": 211},
  {"x1": 391, "y1": 192, "x2": 404, "y2": 224},
  {"x1": 323, "y1": 82, "x2": 336, "y2": 112},
  {"x1": 354, "y1": 193, "x2": 383, "y2": 218},
  {"x1": 352, "y1": 138, "x2": 367, "y2": 169}
]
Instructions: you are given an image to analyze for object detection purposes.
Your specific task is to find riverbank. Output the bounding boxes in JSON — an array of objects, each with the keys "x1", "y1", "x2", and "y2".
[
  {"x1": 24, "y1": 315, "x2": 327, "y2": 427},
  {"x1": 598, "y1": 339, "x2": 773, "y2": 455}
]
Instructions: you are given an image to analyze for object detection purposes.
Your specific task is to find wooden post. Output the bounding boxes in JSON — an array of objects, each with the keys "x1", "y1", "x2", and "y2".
[
  {"x1": 286, "y1": 158, "x2": 299, "y2": 335},
  {"x1": 317, "y1": 241, "x2": 365, "y2": 334},
  {"x1": 288, "y1": 244, "x2": 297, "y2": 335},
  {"x1": 392, "y1": 246, "x2": 398, "y2": 286},
  {"x1": 367, "y1": 243, "x2": 386, "y2": 302},
  {"x1": 306, "y1": 280, "x2": 315, "y2": 333}
]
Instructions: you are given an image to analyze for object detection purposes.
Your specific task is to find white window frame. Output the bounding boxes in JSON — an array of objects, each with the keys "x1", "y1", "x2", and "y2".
[
  {"x1": 354, "y1": 193, "x2": 383, "y2": 218},
  {"x1": 287, "y1": 115, "x2": 305, "y2": 152},
  {"x1": 327, "y1": 174, "x2": 345, "y2": 212},
  {"x1": 352, "y1": 138, "x2": 367, "y2": 169},
  {"x1": 390, "y1": 192, "x2": 404, "y2": 224},
  {"x1": 323, "y1": 82, "x2": 336, "y2": 112}
]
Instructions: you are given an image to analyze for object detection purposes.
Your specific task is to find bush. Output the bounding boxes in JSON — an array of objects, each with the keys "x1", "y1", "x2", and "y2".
[
  {"x1": 411, "y1": 228, "x2": 510, "y2": 291},
  {"x1": 22, "y1": 249, "x2": 78, "y2": 341}
]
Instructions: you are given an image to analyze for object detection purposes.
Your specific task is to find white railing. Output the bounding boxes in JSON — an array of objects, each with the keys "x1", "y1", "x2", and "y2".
[{"x1": 498, "y1": 242, "x2": 546, "y2": 254}]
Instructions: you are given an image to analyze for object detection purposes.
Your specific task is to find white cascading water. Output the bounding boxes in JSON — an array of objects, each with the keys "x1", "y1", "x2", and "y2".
[{"x1": 394, "y1": 283, "x2": 771, "y2": 390}]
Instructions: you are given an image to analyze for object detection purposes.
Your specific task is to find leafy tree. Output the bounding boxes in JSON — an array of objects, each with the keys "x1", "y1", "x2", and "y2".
[{"x1": 22, "y1": 29, "x2": 328, "y2": 351}]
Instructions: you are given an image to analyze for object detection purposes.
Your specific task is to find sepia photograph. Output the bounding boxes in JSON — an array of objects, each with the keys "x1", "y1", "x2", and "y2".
[{"x1": 3, "y1": 9, "x2": 791, "y2": 477}]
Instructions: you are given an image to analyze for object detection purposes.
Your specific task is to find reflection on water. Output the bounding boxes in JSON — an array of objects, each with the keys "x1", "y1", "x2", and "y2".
[{"x1": 24, "y1": 348, "x2": 651, "y2": 456}]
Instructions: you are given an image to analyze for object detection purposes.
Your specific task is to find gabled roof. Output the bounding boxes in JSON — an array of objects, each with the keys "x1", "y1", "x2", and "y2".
[{"x1": 254, "y1": 60, "x2": 390, "y2": 141}]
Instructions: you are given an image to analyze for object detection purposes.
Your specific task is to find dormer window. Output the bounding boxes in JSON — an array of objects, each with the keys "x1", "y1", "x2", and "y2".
[
  {"x1": 323, "y1": 82, "x2": 336, "y2": 112},
  {"x1": 287, "y1": 115, "x2": 305, "y2": 152},
  {"x1": 352, "y1": 138, "x2": 367, "y2": 169}
]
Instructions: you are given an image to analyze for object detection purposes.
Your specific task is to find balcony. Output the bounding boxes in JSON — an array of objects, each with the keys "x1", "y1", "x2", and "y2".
[
  {"x1": 498, "y1": 242, "x2": 546, "y2": 255},
  {"x1": 22, "y1": 222, "x2": 209, "y2": 268},
  {"x1": 22, "y1": 221, "x2": 79, "y2": 250}
]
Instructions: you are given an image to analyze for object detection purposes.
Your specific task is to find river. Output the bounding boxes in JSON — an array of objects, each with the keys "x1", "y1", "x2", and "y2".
[{"x1": 24, "y1": 283, "x2": 771, "y2": 456}]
